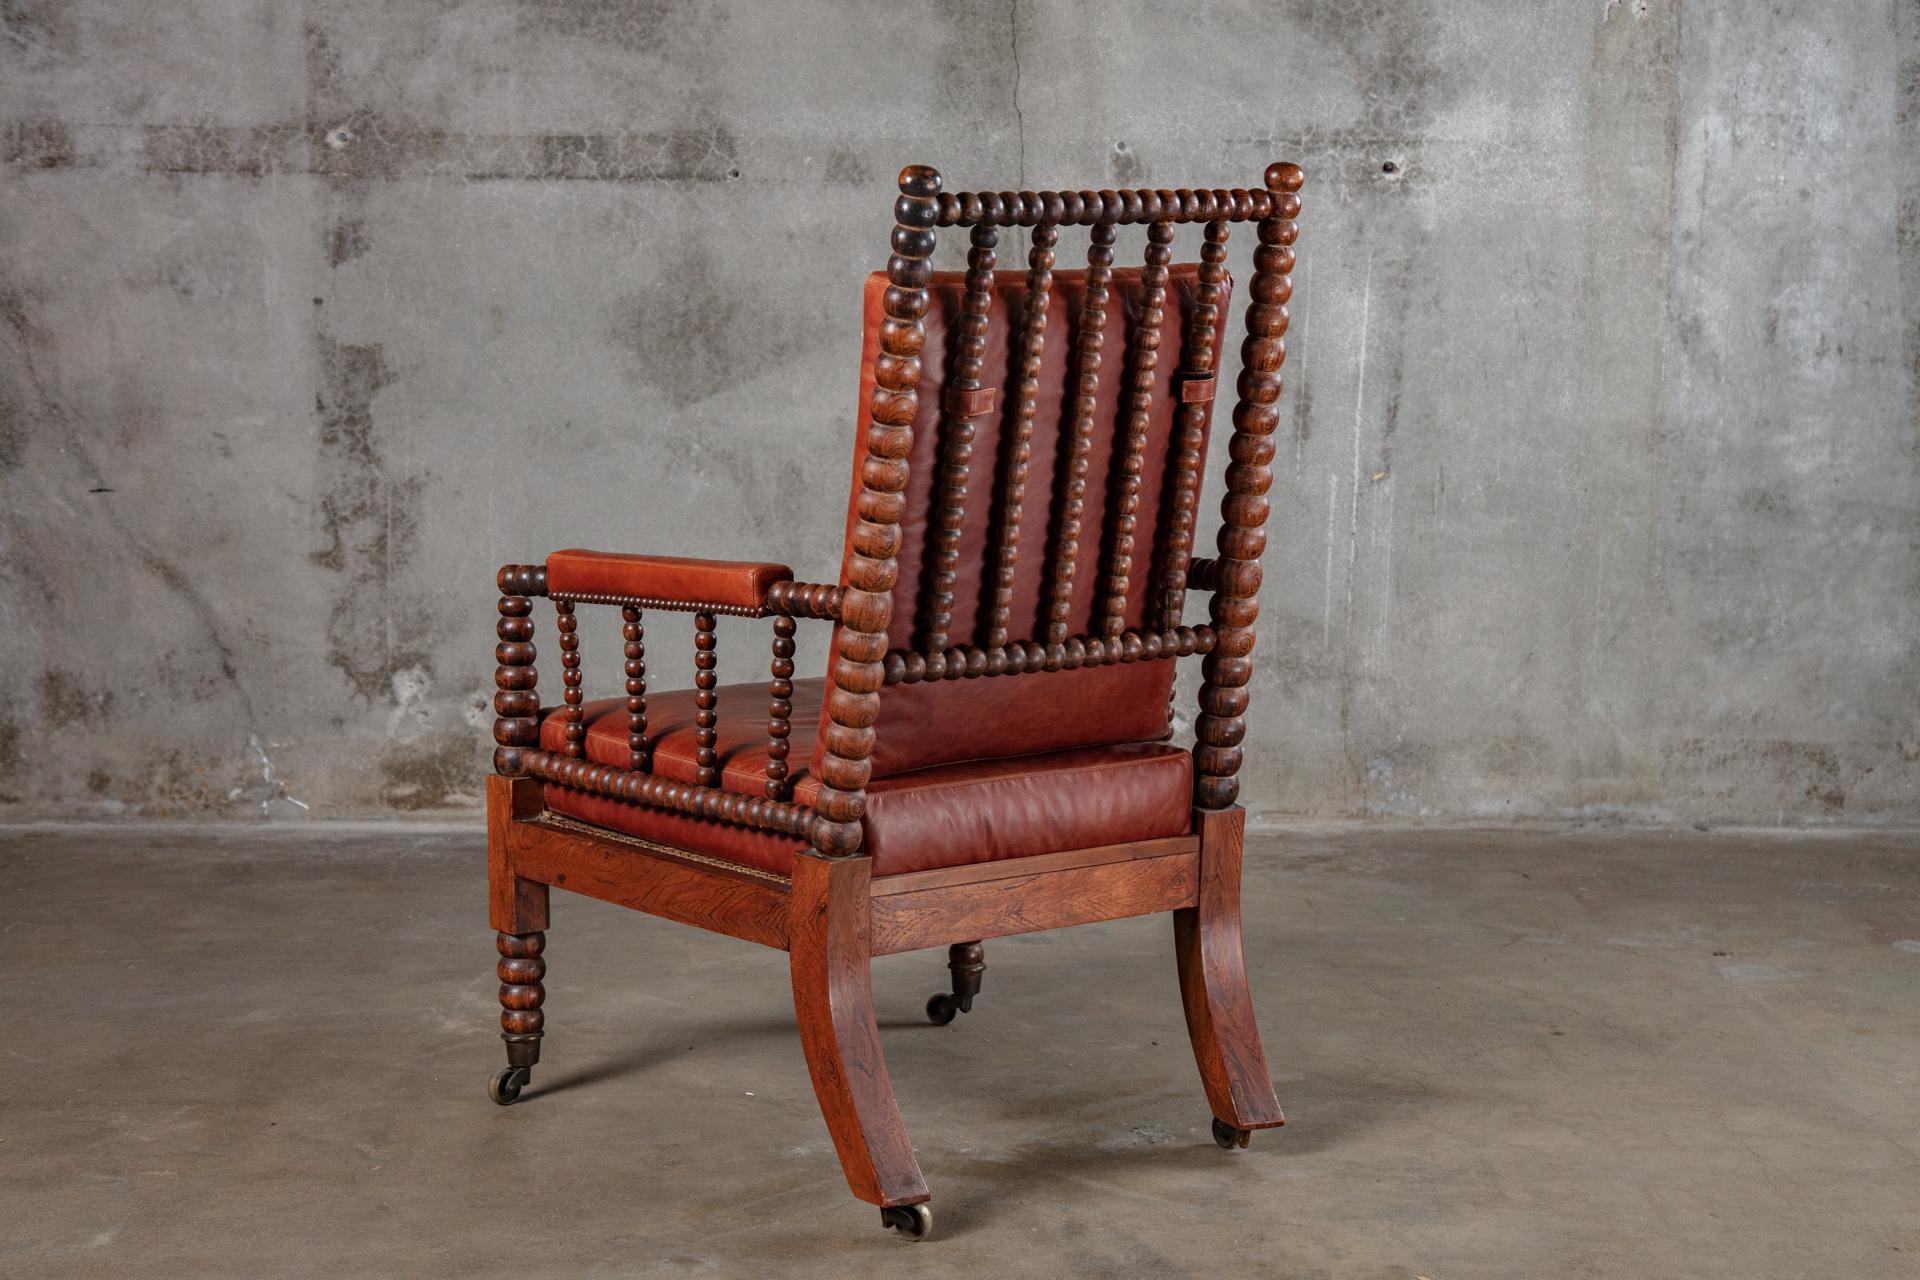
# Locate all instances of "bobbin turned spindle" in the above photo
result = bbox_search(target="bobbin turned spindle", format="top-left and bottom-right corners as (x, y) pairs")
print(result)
(1194, 161), (1302, 809)
(810, 164), (939, 859)
(492, 563), (545, 777)
(490, 928), (545, 1104)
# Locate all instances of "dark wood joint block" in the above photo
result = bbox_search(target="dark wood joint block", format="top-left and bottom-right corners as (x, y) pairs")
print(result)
(487, 774), (549, 934)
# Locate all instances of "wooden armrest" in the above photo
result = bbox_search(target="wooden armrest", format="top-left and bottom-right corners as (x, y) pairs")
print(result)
(545, 549), (792, 616)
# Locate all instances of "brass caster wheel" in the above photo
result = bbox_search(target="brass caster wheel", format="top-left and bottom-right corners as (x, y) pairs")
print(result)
(926, 993), (959, 1026)
(490, 1066), (531, 1105)
(880, 1203), (933, 1241)
(1212, 1117), (1251, 1150)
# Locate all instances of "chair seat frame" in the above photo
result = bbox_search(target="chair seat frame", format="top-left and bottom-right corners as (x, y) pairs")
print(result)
(490, 773), (1276, 1209)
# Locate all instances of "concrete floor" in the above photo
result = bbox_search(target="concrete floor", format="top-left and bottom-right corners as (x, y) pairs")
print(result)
(3, 824), (1916, 1278)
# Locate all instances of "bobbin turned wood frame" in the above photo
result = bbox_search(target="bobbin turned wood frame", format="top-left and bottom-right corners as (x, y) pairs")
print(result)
(485, 161), (1304, 1239)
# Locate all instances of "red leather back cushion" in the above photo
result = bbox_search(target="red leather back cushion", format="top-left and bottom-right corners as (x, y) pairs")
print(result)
(816, 262), (1233, 779)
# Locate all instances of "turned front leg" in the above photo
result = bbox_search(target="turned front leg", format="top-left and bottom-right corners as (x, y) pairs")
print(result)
(487, 772), (549, 1106)
(491, 930), (545, 1104)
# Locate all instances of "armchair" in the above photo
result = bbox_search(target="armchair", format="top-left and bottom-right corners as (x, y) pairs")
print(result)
(485, 161), (1305, 1240)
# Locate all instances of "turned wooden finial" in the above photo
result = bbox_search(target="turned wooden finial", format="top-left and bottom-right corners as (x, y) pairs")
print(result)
(1265, 161), (1304, 192)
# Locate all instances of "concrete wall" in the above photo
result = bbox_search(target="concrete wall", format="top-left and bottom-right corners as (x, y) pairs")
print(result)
(2, 0), (1915, 824)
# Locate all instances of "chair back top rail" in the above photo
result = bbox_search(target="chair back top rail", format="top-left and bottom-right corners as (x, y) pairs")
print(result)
(935, 186), (1288, 227)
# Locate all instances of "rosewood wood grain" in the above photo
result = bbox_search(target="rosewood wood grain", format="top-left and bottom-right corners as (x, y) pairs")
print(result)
(1195, 163), (1303, 808)
(1175, 805), (1284, 1131)
(621, 605), (649, 772)
(765, 580), (843, 620)
(487, 774), (549, 933)
(810, 165), (938, 858)
(1099, 218), (1175, 637)
(789, 852), (929, 1206)
(1183, 556), (1222, 594)
(511, 814), (791, 949)
(1044, 220), (1116, 649)
(870, 850), (1198, 956)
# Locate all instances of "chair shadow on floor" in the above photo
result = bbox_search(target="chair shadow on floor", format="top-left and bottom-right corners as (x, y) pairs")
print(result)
(523, 1007), (964, 1098)
(525, 1015), (799, 1099)
(512, 1001), (1448, 1242)
(923, 1068), (1452, 1239)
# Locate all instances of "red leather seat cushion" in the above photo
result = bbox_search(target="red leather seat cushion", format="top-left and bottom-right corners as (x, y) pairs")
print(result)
(538, 677), (1191, 878)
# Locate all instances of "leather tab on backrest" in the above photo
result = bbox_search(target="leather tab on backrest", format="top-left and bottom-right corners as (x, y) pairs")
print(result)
(943, 385), (998, 418)
(1179, 373), (1217, 404)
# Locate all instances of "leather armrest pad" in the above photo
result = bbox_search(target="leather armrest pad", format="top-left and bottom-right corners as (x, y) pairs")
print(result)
(545, 549), (792, 613)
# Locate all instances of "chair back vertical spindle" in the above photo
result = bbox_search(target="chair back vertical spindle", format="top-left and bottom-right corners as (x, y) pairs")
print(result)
(1098, 219), (1174, 639)
(1042, 220), (1116, 653)
(693, 612), (719, 786)
(1157, 218), (1231, 631)
(922, 222), (1000, 667)
(1193, 165), (1302, 808)
(556, 600), (585, 759)
(621, 605), (649, 772)
(983, 222), (1058, 662)
(767, 614), (797, 800)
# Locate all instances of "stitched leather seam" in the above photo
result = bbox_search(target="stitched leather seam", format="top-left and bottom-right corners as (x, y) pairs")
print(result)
(548, 592), (763, 617)
(864, 750), (1189, 800)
